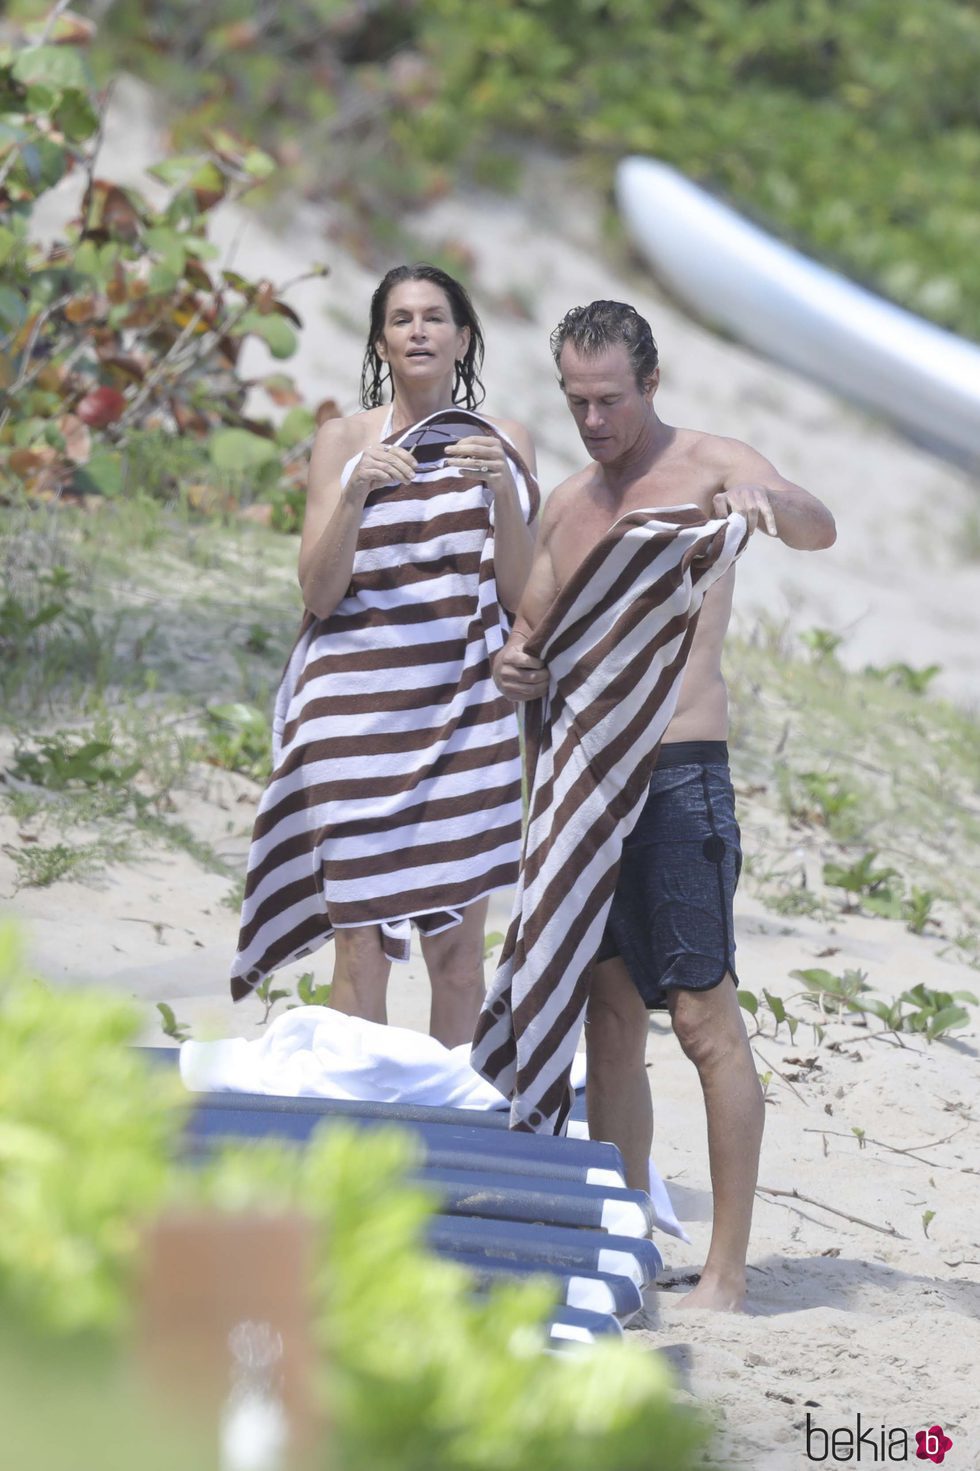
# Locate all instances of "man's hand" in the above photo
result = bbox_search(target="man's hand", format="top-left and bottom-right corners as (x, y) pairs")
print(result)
(493, 639), (549, 702)
(713, 482), (778, 537)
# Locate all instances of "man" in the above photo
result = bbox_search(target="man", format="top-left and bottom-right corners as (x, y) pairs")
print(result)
(492, 301), (836, 1311)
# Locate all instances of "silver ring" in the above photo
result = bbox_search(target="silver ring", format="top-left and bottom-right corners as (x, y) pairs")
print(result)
(481, 462), (489, 474)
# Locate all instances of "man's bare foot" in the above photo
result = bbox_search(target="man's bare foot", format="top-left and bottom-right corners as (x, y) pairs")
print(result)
(673, 1272), (746, 1312)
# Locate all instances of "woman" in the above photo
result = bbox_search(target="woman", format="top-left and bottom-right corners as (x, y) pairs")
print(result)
(230, 264), (539, 1046)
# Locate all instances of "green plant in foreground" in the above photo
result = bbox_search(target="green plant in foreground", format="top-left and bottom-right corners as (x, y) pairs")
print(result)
(3, 837), (108, 889)
(483, 928), (506, 959)
(788, 968), (976, 1042)
(10, 733), (141, 790)
(156, 1001), (191, 1043)
(902, 886), (939, 935)
(295, 970), (332, 1007)
(0, 919), (708, 1470)
(790, 967), (872, 1018)
(823, 850), (904, 916)
(864, 662), (942, 696)
(200, 700), (272, 780)
(252, 971), (291, 1023)
(1, 11), (320, 518)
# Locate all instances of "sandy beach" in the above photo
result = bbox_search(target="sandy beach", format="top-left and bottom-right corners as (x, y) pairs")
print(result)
(5, 79), (980, 1470)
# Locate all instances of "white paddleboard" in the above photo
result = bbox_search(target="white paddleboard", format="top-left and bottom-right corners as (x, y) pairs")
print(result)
(616, 156), (980, 466)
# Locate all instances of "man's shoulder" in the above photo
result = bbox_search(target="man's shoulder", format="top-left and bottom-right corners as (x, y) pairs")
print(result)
(539, 466), (596, 526)
(681, 427), (769, 475)
(677, 427), (749, 463)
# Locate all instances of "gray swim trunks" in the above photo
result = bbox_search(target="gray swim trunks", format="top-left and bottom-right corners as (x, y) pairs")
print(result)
(596, 740), (741, 1009)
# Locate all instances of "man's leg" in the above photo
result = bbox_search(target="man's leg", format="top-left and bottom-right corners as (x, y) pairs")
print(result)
(330, 924), (391, 1025)
(585, 957), (653, 1192)
(668, 976), (764, 1311)
(421, 898), (489, 1047)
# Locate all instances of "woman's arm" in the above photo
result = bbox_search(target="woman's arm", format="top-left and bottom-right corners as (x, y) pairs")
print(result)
(298, 418), (417, 619)
(445, 417), (538, 613)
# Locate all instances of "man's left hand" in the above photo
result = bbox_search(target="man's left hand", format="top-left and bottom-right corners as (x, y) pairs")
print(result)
(713, 483), (778, 537)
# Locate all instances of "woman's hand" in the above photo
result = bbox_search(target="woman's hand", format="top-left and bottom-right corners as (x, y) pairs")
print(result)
(445, 435), (517, 498)
(347, 442), (417, 498)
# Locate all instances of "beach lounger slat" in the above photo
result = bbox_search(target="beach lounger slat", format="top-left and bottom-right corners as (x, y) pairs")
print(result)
(418, 1167), (655, 1238)
(184, 1100), (624, 1177)
(437, 1248), (642, 1319)
(427, 1216), (662, 1289)
(546, 1305), (626, 1346)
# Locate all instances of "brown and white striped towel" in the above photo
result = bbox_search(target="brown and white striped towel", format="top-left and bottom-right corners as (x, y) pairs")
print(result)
(470, 505), (749, 1133)
(230, 409), (539, 1001)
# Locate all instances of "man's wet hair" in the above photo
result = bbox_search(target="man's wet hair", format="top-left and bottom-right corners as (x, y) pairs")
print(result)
(550, 300), (659, 391)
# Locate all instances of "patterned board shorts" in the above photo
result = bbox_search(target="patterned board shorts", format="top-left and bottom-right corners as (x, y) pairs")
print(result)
(596, 740), (742, 1010)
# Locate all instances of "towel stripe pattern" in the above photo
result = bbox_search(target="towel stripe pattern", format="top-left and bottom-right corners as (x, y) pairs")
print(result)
(470, 506), (749, 1133)
(231, 409), (539, 1000)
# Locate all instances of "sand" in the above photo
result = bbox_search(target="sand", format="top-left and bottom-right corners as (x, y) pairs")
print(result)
(5, 78), (980, 1470)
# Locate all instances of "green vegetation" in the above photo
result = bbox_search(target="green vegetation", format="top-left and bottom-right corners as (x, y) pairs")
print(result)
(740, 968), (976, 1047)
(0, 921), (707, 1469)
(20, 0), (972, 340)
(728, 620), (980, 963)
(0, 10), (322, 515)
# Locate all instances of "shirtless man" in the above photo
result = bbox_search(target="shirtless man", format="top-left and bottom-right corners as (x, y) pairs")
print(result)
(493, 301), (836, 1311)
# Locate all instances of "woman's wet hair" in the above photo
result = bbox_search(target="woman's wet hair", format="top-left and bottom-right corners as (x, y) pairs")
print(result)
(550, 300), (659, 390)
(360, 264), (486, 410)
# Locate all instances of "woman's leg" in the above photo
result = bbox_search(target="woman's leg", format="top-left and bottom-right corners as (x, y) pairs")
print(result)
(330, 924), (392, 1024)
(420, 898), (490, 1047)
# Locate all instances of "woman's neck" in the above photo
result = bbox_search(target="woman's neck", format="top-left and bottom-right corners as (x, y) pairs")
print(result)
(387, 375), (459, 434)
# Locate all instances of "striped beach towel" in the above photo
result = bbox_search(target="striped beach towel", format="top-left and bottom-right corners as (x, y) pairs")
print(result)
(471, 505), (749, 1133)
(231, 409), (539, 1001)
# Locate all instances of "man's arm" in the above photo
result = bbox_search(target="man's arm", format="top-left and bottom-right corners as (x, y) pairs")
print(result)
(711, 440), (836, 551)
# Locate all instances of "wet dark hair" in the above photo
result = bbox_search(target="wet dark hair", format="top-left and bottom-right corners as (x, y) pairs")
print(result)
(360, 264), (486, 410)
(550, 300), (659, 391)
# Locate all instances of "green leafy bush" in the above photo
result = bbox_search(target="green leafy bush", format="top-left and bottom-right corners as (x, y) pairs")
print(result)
(0, 10), (319, 516)
(65, 0), (980, 342)
(0, 919), (707, 1468)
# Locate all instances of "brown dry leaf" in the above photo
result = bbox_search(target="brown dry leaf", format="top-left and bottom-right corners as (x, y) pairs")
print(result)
(238, 503), (274, 527)
(34, 362), (67, 394)
(185, 483), (228, 515)
(255, 281), (277, 316)
(50, 10), (96, 45)
(100, 353), (147, 384)
(59, 413), (92, 464)
(315, 397), (342, 426)
(64, 294), (98, 325)
(9, 448), (45, 478)
(83, 180), (143, 241)
(171, 400), (211, 436)
(262, 374), (303, 408)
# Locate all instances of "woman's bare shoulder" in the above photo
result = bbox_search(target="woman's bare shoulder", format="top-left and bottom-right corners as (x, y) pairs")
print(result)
(483, 412), (536, 467)
(322, 405), (389, 442)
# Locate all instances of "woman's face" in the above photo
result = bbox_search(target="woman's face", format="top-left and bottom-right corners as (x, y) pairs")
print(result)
(376, 280), (470, 387)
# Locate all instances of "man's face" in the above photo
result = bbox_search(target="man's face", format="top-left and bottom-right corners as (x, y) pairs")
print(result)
(559, 342), (656, 463)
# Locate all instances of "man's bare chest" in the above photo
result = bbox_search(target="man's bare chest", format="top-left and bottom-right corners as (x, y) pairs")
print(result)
(550, 464), (724, 585)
